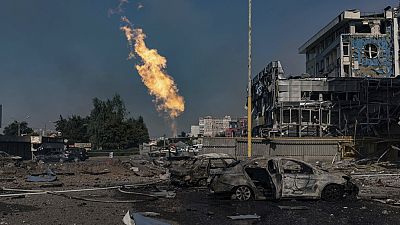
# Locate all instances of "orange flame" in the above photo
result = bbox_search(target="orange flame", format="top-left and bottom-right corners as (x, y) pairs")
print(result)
(121, 17), (185, 118)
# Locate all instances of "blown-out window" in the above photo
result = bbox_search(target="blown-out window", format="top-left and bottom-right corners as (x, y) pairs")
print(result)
(364, 44), (378, 58)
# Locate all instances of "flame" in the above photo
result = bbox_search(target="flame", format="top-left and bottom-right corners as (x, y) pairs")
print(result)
(121, 17), (185, 119)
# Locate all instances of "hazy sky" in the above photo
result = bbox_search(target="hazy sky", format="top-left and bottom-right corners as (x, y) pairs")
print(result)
(0, 0), (397, 137)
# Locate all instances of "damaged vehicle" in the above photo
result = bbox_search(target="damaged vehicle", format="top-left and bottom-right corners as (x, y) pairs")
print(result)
(0, 151), (23, 166)
(210, 157), (359, 201)
(170, 153), (237, 186)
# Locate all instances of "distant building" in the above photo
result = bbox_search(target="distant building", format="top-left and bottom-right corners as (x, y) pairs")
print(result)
(197, 116), (247, 137)
(0, 136), (65, 160)
(225, 117), (248, 137)
(200, 116), (231, 137)
(190, 125), (200, 137)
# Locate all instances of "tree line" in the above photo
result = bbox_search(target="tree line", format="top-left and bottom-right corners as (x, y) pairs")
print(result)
(2, 94), (150, 150)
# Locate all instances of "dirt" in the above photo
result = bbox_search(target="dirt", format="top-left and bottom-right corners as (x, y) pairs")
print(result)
(0, 157), (400, 225)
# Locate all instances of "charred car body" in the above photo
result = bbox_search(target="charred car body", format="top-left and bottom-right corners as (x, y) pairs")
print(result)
(0, 151), (23, 166)
(170, 153), (237, 186)
(210, 157), (359, 201)
(34, 148), (88, 163)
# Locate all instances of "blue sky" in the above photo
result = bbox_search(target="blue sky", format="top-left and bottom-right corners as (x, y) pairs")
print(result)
(0, 0), (397, 137)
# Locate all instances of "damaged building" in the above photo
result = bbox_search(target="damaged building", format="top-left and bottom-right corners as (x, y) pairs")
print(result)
(251, 7), (400, 160)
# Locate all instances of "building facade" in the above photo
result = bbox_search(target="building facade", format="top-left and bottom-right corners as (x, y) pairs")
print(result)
(190, 125), (200, 137)
(300, 7), (399, 78)
(199, 116), (231, 137)
(251, 6), (400, 140)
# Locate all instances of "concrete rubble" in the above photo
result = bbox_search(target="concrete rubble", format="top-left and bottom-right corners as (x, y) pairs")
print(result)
(0, 153), (400, 224)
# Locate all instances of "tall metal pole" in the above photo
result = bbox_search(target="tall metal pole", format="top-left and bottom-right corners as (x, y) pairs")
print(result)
(247, 0), (252, 158)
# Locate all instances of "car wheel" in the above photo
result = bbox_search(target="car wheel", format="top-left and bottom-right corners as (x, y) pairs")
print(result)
(321, 184), (344, 201)
(234, 186), (252, 201)
(196, 178), (208, 187)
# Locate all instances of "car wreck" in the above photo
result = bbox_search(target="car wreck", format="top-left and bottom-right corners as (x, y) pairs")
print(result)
(210, 157), (359, 201)
(170, 153), (237, 186)
(0, 151), (23, 167)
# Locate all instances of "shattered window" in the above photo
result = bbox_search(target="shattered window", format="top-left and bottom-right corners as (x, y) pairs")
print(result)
(364, 44), (378, 58)
(267, 160), (277, 174)
(282, 160), (313, 174)
(210, 159), (226, 169)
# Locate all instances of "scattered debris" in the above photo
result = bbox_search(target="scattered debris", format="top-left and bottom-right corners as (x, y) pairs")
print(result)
(26, 169), (57, 182)
(82, 168), (110, 175)
(123, 211), (171, 225)
(207, 211), (215, 216)
(0, 177), (16, 182)
(372, 198), (400, 207)
(139, 212), (161, 217)
(130, 167), (139, 172)
(227, 214), (260, 220)
(278, 206), (309, 210)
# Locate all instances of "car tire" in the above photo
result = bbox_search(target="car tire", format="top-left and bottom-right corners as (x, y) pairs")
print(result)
(234, 186), (252, 201)
(196, 178), (208, 187)
(321, 184), (344, 201)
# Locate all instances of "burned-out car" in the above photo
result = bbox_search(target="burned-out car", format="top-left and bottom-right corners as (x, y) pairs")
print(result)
(210, 157), (359, 201)
(0, 151), (23, 166)
(170, 153), (237, 186)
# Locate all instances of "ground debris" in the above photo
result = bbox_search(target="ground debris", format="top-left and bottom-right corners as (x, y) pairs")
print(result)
(278, 206), (309, 210)
(81, 168), (110, 175)
(123, 210), (171, 225)
(227, 214), (261, 220)
(26, 169), (57, 182)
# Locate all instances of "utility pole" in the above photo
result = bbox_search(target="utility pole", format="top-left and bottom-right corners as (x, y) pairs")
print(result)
(17, 122), (20, 136)
(247, 0), (252, 158)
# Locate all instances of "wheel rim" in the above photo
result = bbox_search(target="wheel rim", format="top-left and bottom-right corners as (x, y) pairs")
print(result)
(235, 186), (251, 201)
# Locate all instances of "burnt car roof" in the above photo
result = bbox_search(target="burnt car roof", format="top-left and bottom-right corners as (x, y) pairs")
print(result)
(194, 153), (234, 159)
(243, 157), (316, 168)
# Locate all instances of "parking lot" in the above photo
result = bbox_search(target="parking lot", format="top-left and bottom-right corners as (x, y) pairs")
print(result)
(0, 157), (399, 224)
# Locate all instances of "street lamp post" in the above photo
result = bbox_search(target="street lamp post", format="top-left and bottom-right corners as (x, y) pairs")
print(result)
(247, 0), (252, 158)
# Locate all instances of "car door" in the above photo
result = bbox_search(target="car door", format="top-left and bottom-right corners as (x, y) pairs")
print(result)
(191, 158), (209, 181)
(279, 159), (318, 198)
(267, 159), (282, 200)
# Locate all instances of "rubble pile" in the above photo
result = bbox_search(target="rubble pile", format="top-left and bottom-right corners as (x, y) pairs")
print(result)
(321, 159), (400, 204)
(0, 156), (170, 190)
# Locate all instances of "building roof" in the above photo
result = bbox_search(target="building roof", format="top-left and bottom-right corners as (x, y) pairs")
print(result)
(298, 10), (361, 54)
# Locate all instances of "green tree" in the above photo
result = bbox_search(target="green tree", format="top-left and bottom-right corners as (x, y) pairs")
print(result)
(88, 95), (127, 149)
(55, 115), (89, 143)
(3, 121), (34, 136)
(124, 116), (150, 148)
(56, 94), (150, 150)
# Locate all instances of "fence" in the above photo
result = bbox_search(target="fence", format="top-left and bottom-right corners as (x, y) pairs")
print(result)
(202, 137), (354, 162)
